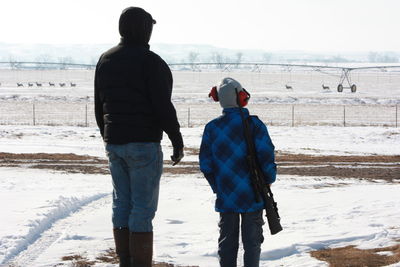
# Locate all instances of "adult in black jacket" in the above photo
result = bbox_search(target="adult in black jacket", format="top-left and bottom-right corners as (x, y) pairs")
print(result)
(94, 7), (184, 267)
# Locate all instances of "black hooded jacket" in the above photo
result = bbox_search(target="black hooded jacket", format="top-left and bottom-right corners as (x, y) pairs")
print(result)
(94, 8), (183, 149)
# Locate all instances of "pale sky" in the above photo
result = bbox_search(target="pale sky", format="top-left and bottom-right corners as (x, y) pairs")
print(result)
(0, 0), (399, 52)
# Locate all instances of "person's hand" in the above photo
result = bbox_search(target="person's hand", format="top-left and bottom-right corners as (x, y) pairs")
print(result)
(171, 147), (184, 166)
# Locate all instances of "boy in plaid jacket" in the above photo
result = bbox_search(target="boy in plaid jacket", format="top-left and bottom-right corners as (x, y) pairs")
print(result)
(199, 77), (277, 267)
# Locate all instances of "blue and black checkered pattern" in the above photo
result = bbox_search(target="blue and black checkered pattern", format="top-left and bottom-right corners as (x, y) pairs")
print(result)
(199, 107), (277, 213)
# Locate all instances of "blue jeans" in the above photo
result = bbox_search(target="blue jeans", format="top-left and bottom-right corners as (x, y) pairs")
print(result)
(218, 210), (264, 267)
(105, 142), (163, 232)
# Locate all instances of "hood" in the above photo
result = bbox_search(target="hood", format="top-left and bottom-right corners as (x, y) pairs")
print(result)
(119, 7), (156, 45)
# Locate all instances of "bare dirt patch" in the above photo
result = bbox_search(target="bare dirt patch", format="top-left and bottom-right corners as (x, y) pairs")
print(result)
(163, 160), (200, 175)
(61, 248), (198, 266)
(0, 151), (399, 182)
(276, 152), (400, 182)
(60, 254), (96, 266)
(0, 152), (109, 175)
(311, 244), (400, 267)
(184, 147), (200, 156)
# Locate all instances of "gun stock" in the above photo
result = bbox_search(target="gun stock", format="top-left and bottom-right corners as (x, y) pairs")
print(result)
(262, 186), (283, 235)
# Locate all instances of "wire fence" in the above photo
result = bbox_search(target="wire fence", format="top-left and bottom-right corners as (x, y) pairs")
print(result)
(0, 102), (398, 128)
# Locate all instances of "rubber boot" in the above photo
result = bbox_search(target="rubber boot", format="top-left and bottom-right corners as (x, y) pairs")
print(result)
(130, 232), (153, 267)
(113, 227), (131, 267)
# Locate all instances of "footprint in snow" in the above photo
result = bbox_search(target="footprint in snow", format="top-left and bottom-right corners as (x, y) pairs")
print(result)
(368, 223), (383, 227)
(166, 219), (185, 224)
(64, 234), (94, 240)
(176, 242), (189, 247)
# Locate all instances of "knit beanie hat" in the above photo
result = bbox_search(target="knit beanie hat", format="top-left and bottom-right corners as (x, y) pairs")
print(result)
(218, 77), (244, 108)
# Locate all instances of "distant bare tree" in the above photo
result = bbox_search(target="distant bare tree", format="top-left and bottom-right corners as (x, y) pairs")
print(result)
(235, 52), (243, 68)
(58, 56), (74, 69)
(8, 56), (18, 69)
(236, 52), (243, 63)
(368, 51), (398, 63)
(381, 52), (399, 63)
(36, 54), (52, 63)
(35, 54), (52, 69)
(212, 52), (225, 69)
(188, 52), (200, 71)
(188, 52), (199, 64)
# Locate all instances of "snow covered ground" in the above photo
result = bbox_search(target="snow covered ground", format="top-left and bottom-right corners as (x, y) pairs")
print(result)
(1, 69), (400, 105)
(0, 125), (399, 267)
(0, 68), (399, 266)
(1, 69), (400, 128)
(0, 125), (399, 158)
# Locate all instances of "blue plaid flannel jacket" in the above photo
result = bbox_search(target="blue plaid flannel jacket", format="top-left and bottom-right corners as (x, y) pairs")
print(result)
(199, 107), (276, 213)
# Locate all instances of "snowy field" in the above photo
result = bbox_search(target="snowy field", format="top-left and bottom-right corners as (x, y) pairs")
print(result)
(1, 68), (400, 105)
(0, 125), (399, 267)
(0, 69), (400, 127)
(1, 69), (399, 128)
(0, 68), (400, 266)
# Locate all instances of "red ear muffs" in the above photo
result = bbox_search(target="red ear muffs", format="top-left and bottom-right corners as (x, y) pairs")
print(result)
(208, 86), (219, 101)
(237, 88), (251, 107)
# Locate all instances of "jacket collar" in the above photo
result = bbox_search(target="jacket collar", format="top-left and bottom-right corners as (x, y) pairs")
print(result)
(222, 107), (249, 116)
(119, 37), (150, 49)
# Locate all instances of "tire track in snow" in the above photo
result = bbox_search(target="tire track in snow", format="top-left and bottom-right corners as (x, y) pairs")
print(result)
(1, 193), (110, 265)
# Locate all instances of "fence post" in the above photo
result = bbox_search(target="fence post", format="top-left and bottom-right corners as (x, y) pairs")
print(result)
(291, 105), (295, 127)
(343, 105), (346, 127)
(85, 104), (88, 127)
(188, 107), (191, 128)
(33, 103), (36, 126)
